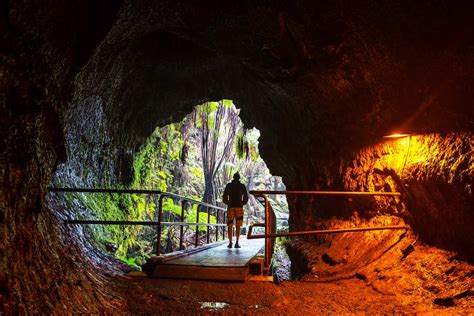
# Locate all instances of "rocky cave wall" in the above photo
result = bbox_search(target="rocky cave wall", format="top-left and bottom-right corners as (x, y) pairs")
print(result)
(1, 0), (123, 313)
(1, 0), (473, 313)
(341, 133), (472, 258)
(285, 132), (472, 306)
(291, 133), (473, 259)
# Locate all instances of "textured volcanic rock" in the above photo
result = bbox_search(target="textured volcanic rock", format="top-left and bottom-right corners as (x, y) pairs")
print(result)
(1, 0), (473, 313)
(372, 134), (473, 258)
(1, 1), (122, 313)
(290, 133), (473, 257)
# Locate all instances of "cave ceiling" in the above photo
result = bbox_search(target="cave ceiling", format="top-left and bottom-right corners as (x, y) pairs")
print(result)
(3, 0), (473, 189)
(13, 1), (465, 187)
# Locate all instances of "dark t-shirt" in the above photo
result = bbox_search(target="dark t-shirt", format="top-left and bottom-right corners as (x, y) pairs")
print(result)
(223, 180), (249, 207)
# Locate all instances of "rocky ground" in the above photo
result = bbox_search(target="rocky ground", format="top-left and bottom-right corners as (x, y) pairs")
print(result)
(107, 229), (473, 315)
(112, 275), (472, 314)
(286, 218), (474, 314)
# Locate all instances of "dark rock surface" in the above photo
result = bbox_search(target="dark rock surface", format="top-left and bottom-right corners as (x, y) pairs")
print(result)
(1, 0), (473, 313)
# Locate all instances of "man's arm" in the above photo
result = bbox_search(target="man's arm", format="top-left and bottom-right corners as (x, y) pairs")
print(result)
(223, 185), (230, 205)
(242, 184), (249, 205)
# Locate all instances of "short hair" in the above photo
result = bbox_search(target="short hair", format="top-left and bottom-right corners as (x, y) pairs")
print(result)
(233, 172), (240, 180)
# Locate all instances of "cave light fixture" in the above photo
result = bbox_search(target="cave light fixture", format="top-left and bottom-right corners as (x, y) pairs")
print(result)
(383, 133), (411, 139)
(383, 132), (413, 175)
(383, 132), (411, 146)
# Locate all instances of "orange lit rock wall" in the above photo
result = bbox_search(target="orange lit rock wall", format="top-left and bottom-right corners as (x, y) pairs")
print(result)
(339, 132), (473, 259)
(287, 133), (473, 304)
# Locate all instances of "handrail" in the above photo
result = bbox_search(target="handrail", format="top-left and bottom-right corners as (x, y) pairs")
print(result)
(248, 190), (404, 271)
(247, 224), (409, 238)
(249, 190), (401, 196)
(48, 187), (161, 194)
(48, 187), (226, 210)
(48, 187), (226, 255)
(65, 220), (226, 227)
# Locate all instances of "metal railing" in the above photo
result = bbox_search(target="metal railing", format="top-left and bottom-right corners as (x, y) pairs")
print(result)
(247, 190), (409, 270)
(48, 187), (227, 255)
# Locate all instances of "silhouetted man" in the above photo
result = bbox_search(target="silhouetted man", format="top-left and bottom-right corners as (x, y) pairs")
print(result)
(223, 173), (248, 248)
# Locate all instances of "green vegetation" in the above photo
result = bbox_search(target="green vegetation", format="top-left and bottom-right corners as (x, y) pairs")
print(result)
(271, 237), (291, 282)
(63, 100), (288, 268)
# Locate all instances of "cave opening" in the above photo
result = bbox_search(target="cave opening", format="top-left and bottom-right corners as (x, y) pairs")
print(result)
(48, 99), (290, 272)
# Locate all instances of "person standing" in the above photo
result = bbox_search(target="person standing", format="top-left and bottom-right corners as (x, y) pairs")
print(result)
(222, 173), (248, 248)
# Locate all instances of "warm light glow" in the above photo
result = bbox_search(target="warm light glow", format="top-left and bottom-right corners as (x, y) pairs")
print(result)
(378, 134), (431, 175)
(383, 133), (410, 138)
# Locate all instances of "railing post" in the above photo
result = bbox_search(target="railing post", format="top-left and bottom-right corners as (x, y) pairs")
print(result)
(179, 200), (187, 250)
(206, 206), (211, 244)
(214, 209), (217, 241)
(263, 194), (271, 268)
(223, 211), (227, 240)
(195, 204), (201, 247)
(157, 195), (165, 256)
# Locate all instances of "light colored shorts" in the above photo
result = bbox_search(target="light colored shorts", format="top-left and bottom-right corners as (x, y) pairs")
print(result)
(227, 207), (244, 226)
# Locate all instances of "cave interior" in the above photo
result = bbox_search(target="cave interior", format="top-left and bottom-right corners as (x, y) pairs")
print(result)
(1, 1), (473, 314)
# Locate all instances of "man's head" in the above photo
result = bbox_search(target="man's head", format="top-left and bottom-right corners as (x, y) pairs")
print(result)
(233, 172), (240, 181)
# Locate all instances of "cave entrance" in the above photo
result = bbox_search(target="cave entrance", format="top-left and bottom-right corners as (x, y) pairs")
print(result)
(122, 100), (289, 268)
(132, 100), (289, 256)
(47, 99), (289, 274)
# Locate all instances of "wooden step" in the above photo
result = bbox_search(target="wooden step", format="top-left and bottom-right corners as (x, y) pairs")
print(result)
(154, 264), (249, 281)
(151, 237), (265, 281)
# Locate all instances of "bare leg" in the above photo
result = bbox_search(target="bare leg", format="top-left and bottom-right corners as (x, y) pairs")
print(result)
(227, 224), (233, 247)
(235, 223), (241, 243)
(234, 222), (241, 248)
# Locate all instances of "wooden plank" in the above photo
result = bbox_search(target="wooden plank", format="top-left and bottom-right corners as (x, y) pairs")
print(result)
(151, 237), (265, 281)
(159, 237), (264, 267)
(154, 241), (227, 263)
(153, 265), (248, 281)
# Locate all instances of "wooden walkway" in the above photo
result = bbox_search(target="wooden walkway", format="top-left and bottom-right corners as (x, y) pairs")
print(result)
(152, 237), (265, 281)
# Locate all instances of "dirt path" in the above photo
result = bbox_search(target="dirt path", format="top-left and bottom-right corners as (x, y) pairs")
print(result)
(112, 275), (469, 314)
